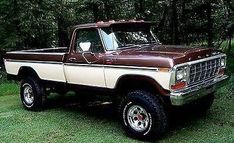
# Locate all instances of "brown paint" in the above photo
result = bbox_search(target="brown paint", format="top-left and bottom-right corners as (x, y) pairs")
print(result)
(5, 44), (220, 68)
(4, 21), (224, 96)
(73, 21), (154, 29)
(4, 53), (64, 62)
(5, 21), (221, 69)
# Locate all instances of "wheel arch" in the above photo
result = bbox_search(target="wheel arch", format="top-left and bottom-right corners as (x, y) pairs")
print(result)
(115, 74), (169, 96)
(17, 66), (40, 80)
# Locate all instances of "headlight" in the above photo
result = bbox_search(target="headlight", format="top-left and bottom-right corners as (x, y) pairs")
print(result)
(176, 67), (187, 82)
(220, 57), (226, 67)
(177, 70), (185, 80)
(171, 66), (188, 90)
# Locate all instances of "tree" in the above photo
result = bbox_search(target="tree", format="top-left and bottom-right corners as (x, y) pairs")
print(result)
(0, 0), (233, 54)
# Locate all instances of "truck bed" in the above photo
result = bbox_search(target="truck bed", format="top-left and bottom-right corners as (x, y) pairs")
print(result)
(4, 47), (68, 62)
(4, 47), (68, 83)
(8, 47), (68, 54)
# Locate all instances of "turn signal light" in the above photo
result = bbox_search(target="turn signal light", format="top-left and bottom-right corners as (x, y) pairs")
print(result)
(171, 81), (186, 90)
(218, 68), (225, 75)
(158, 68), (170, 72)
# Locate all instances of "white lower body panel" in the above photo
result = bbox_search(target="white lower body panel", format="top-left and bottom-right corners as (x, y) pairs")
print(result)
(64, 65), (106, 87)
(104, 67), (171, 90)
(5, 60), (171, 90)
(5, 61), (66, 83)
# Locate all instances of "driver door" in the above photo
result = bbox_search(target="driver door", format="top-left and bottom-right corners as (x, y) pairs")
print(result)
(64, 28), (106, 88)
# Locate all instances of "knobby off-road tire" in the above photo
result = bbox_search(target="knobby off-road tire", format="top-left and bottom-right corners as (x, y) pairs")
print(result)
(119, 90), (168, 140)
(20, 77), (46, 111)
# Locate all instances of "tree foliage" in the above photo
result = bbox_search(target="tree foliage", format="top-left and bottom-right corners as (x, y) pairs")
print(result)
(0, 0), (233, 51)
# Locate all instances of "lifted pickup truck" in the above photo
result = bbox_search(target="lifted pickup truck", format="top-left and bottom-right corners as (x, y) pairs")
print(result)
(4, 20), (229, 139)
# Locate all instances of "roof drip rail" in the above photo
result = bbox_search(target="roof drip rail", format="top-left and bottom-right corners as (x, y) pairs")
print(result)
(108, 20), (115, 23)
(97, 21), (104, 24)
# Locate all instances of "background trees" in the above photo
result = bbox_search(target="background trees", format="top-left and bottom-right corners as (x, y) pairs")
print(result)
(0, 0), (233, 52)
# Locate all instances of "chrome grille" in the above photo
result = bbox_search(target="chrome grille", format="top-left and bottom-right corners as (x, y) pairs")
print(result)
(188, 58), (221, 85)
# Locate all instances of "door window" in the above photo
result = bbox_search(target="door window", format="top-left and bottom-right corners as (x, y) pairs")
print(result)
(75, 29), (104, 53)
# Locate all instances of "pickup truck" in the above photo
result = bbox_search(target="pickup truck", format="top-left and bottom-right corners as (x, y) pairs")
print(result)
(4, 20), (229, 139)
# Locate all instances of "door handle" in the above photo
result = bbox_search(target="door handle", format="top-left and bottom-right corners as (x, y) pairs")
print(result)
(69, 57), (77, 62)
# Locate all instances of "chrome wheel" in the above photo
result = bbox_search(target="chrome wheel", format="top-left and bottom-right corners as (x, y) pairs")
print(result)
(23, 83), (34, 105)
(127, 105), (150, 132)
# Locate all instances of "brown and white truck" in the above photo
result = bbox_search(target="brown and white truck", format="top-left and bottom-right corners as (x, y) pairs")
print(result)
(4, 20), (229, 139)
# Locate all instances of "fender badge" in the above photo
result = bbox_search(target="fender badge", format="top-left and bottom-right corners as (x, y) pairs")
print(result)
(106, 59), (113, 64)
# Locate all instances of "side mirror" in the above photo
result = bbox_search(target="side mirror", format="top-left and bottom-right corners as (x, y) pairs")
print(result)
(79, 42), (91, 52)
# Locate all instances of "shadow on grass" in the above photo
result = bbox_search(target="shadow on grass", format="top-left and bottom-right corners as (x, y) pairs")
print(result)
(44, 93), (211, 137)
(45, 93), (119, 121)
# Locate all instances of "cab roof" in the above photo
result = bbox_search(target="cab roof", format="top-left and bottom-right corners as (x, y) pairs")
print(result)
(73, 20), (155, 29)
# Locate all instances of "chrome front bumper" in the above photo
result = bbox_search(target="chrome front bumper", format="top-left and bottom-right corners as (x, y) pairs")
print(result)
(170, 75), (229, 106)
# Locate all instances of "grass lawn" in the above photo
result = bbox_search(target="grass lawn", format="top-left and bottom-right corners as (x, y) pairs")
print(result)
(0, 75), (233, 143)
(221, 39), (234, 53)
(1, 44), (234, 142)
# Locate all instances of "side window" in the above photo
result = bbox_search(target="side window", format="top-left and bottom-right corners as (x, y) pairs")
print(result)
(75, 28), (104, 53)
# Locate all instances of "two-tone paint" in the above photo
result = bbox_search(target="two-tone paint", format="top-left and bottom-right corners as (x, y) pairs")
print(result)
(3, 21), (228, 100)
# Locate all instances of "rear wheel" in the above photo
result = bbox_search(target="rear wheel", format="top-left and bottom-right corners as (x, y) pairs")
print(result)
(119, 90), (168, 140)
(20, 77), (46, 111)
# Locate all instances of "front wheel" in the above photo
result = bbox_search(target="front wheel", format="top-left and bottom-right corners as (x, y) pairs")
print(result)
(119, 90), (168, 140)
(20, 77), (46, 111)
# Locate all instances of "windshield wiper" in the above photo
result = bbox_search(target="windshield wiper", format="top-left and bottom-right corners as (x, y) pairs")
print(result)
(117, 41), (160, 50)
(117, 44), (142, 49)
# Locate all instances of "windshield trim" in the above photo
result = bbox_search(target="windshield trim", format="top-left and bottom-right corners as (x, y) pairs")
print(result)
(99, 27), (160, 51)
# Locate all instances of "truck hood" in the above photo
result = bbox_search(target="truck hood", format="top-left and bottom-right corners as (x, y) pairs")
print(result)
(109, 45), (221, 68)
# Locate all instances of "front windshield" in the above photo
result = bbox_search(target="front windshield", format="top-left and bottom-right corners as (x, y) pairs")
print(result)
(100, 25), (160, 51)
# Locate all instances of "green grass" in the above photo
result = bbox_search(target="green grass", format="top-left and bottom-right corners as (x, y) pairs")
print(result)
(0, 39), (233, 142)
(0, 76), (233, 143)
(0, 83), (19, 96)
(0, 57), (233, 142)
(220, 39), (234, 53)
(0, 70), (19, 96)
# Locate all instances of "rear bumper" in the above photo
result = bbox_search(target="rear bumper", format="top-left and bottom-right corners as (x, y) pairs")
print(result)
(170, 75), (229, 106)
